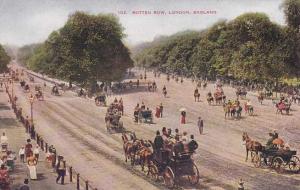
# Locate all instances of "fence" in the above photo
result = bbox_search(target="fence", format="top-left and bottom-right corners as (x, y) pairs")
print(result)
(5, 85), (99, 190)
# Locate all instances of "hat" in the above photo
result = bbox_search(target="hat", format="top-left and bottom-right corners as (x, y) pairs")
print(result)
(24, 178), (29, 184)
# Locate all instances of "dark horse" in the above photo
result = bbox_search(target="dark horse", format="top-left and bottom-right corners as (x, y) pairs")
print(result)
(242, 132), (263, 162)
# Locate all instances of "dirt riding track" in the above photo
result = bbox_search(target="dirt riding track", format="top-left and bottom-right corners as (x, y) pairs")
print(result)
(11, 64), (300, 190)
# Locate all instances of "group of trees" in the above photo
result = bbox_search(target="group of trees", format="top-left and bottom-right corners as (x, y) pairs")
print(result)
(19, 12), (133, 90)
(134, 0), (300, 83)
(0, 44), (10, 73)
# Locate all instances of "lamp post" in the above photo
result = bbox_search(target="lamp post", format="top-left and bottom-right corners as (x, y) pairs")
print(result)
(29, 93), (35, 123)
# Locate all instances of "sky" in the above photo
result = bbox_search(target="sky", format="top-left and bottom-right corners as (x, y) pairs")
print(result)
(0, 0), (285, 46)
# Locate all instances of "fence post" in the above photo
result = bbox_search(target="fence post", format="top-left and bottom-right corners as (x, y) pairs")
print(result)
(41, 139), (44, 151)
(37, 134), (40, 145)
(85, 180), (89, 190)
(77, 173), (80, 190)
(69, 167), (73, 182)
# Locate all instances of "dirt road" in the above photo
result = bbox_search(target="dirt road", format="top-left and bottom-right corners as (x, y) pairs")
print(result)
(11, 65), (300, 190)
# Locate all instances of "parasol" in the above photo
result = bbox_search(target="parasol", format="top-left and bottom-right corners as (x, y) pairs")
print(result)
(179, 108), (186, 112)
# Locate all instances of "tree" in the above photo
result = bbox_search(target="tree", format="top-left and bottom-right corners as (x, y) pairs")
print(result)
(281, 0), (300, 30)
(25, 12), (133, 90)
(0, 44), (10, 73)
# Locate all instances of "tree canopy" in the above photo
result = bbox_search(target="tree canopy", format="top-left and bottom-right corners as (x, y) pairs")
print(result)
(0, 44), (10, 73)
(134, 2), (300, 82)
(21, 11), (133, 87)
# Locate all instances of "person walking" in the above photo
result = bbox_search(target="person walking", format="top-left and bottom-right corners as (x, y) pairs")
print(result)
(19, 146), (25, 163)
(159, 103), (163, 118)
(197, 117), (204, 135)
(27, 153), (37, 180)
(33, 145), (39, 161)
(180, 111), (186, 124)
(56, 156), (66, 185)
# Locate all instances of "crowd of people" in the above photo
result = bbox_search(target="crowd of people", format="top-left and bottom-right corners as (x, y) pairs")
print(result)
(153, 127), (199, 161)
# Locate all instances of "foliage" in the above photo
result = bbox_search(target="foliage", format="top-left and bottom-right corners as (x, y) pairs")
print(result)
(0, 44), (10, 73)
(134, 11), (300, 82)
(281, 0), (300, 29)
(23, 11), (133, 87)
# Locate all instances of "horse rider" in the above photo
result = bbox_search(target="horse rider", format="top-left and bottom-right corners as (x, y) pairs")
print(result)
(114, 98), (118, 103)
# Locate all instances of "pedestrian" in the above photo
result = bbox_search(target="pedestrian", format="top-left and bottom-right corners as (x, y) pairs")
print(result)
(159, 103), (163, 118)
(0, 132), (8, 145)
(197, 117), (204, 135)
(33, 145), (39, 161)
(180, 111), (186, 124)
(27, 153), (37, 180)
(238, 178), (244, 190)
(56, 156), (66, 185)
(19, 146), (25, 163)
(19, 178), (30, 190)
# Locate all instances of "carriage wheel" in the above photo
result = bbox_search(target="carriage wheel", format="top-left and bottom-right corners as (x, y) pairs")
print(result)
(272, 157), (284, 173)
(253, 154), (261, 168)
(163, 166), (175, 188)
(288, 156), (300, 173)
(147, 164), (159, 181)
(188, 163), (200, 185)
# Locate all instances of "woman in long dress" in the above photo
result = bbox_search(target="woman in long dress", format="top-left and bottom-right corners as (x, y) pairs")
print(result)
(27, 153), (37, 180)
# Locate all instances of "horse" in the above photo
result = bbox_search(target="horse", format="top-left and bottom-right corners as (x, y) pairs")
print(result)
(207, 94), (214, 105)
(242, 132), (263, 162)
(236, 89), (247, 99)
(135, 140), (153, 172)
(35, 90), (44, 101)
(214, 92), (225, 105)
(194, 89), (200, 102)
(258, 94), (264, 105)
(244, 103), (254, 116)
(276, 102), (290, 115)
(121, 132), (138, 166)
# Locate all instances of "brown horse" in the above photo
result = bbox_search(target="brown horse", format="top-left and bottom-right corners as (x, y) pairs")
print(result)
(135, 140), (153, 172)
(122, 132), (138, 165)
(242, 132), (263, 162)
(194, 89), (200, 102)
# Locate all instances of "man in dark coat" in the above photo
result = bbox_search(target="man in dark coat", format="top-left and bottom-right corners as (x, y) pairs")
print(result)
(188, 135), (198, 153)
(154, 131), (164, 151)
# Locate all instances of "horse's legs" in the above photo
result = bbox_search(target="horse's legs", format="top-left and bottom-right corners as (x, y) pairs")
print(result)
(246, 149), (248, 162)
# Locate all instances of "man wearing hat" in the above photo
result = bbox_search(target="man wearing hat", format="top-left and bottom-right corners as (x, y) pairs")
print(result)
(56, 156), (66, 185)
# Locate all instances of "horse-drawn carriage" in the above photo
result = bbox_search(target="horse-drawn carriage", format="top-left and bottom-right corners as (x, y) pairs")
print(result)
(148, 151), (200, 188)
(34, 86), (44, 101)
(236, 87), (247, 99)
(29, 76), (34, 82)
(207, 91), (226, 105)
(276, 102), (291, 115)
(139, 110), (153, 123)
(95, 95), (106, 106)
(51, 86), (60, 96)
(23, 84), (30, 93)
(105, 111), (124, 133)
(252, 148), (300, 173)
